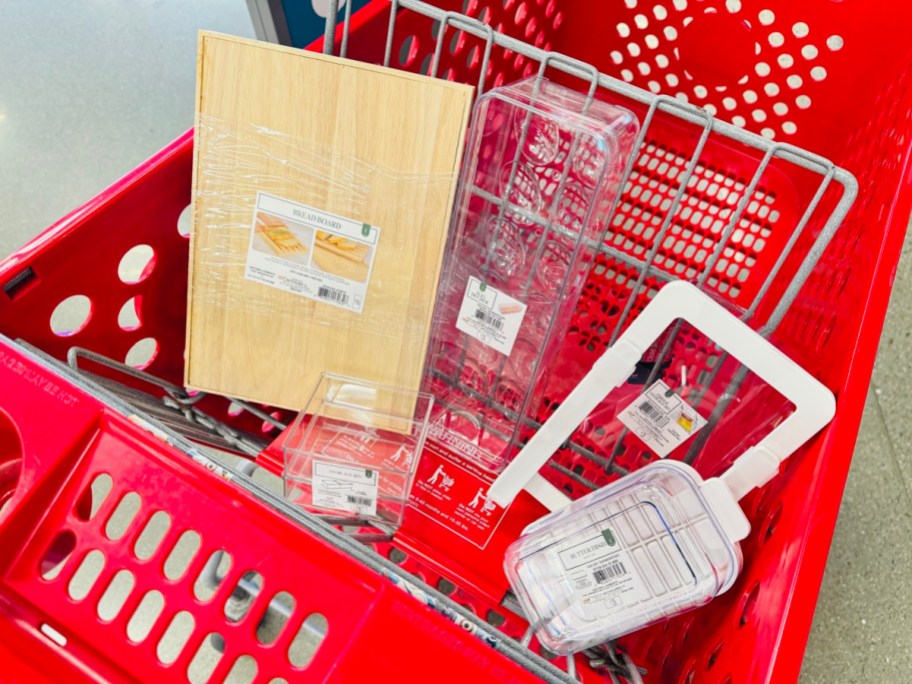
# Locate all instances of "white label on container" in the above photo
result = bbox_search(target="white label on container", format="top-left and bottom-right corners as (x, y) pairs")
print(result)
(311, 460), (379, 517)
(455, 276), (527, 356)
(244, 191), (380, 314)
(618, 380), (707, 458)
(558, 528), (650, 619)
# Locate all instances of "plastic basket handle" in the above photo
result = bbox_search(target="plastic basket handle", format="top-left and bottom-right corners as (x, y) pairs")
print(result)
(487, 281), (836, 508)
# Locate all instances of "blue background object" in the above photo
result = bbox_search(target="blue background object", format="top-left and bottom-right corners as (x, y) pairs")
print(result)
(283, 0), (373, 47)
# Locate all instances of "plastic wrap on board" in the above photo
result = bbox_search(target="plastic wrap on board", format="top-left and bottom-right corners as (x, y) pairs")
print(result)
(186, 34), (472, 411)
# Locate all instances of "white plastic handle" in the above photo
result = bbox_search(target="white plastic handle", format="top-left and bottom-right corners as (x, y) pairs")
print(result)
(487, 281), (836, 508)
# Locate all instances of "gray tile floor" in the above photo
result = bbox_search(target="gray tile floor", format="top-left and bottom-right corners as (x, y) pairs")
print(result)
(2, 2), (910, 682)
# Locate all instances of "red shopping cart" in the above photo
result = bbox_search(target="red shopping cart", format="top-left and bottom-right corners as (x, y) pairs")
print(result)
(1, 1), (911, 682)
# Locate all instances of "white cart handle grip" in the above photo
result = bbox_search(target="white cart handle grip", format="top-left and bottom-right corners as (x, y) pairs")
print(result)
(487, 281), (835, 508)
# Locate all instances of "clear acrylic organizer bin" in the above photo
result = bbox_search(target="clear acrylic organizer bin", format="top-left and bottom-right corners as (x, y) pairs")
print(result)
(424, 76), (638, 473)
(283, 373), (433, 526)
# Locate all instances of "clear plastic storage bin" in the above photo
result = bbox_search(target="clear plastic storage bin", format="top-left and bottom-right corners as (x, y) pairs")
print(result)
(283, 373), (433, 526)
(425, 76), (638, 473)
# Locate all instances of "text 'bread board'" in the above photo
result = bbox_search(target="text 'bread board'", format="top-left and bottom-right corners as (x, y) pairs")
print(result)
(186, 33), (472, 411)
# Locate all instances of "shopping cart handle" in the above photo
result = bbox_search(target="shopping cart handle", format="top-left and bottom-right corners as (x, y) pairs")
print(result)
(487, 280), (836, 509)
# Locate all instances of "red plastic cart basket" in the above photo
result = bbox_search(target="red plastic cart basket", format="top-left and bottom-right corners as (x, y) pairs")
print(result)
(0, 339), (564, 684)
(1, 0), (911, 682)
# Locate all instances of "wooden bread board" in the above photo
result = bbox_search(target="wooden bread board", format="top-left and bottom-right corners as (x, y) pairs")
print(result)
(186, 33), (473, 412)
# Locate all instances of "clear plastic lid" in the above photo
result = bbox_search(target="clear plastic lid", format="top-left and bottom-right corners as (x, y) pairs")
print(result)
(504, 460), (742, 654)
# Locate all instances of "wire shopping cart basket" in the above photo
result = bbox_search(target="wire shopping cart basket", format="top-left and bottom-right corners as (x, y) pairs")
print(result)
(1, 0), (911, 682)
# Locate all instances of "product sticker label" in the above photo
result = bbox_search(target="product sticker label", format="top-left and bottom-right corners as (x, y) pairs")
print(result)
(311, 460), (379, 517)
(618, 380), (707, 458)
(557, 527), (650, 619)
(319, 430), (413, 499)
(408, 439), (509, 549)
(244, 191), (380, 313)
(455, 276), (527, 356)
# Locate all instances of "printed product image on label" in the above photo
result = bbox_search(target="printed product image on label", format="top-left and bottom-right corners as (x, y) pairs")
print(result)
(244, 191), (380, 313)
(455, 276), (527, 356)
(618, 380), (707, 458)
(311, 460), (379, 517)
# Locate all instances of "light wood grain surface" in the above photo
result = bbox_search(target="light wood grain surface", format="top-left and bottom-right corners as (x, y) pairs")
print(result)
(311, 247), (370, 283)
(186, 33), (472, 411)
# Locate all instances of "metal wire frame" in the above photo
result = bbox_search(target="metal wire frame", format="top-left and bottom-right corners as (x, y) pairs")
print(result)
(137, 3), (862, 681)
(324, 0), (855, 334)
(316, 5), (858, 677)
(322, 0), (856, 479)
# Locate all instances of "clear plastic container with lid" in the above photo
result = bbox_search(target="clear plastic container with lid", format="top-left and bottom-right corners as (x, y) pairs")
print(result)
(504, 460), (742, 654)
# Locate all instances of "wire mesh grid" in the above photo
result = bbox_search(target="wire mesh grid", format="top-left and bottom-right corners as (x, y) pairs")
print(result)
(321, 0), (854, 485)
(45, 2), (847, 682)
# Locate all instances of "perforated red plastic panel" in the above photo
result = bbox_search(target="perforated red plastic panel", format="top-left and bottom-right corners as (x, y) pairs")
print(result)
(0, 342), (546, 684)
(1, 1), (911, 683)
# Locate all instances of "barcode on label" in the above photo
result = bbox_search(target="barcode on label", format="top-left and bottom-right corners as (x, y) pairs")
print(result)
(594, 561), (627, 584)
(638, 400), (669, 428)
(346, 495), (374, 507)
(318, 286), (349, 305)
(474, 307), (504, 331)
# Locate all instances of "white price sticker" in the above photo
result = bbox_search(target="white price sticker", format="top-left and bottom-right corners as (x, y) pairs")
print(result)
(618, 380), (707, 458)
(455, 276), (527, 356)
(312, 461), (379, 517)
(558, 527), (650, 619)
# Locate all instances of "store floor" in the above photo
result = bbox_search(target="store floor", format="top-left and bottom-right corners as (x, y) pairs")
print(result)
(2, 2), (910, 681)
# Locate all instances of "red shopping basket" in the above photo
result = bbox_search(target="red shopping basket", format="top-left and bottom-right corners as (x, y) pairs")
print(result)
(2, 0), (911, 682)
(0, 339), (564, 684)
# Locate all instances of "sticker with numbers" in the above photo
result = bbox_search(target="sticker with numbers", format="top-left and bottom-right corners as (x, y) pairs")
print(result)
(618, 380), (707, 457)
(244, 191), (380, 313)
(311, 460), (379, 517)
(455, 276), (527, 356)
(557, 527), (650, 619)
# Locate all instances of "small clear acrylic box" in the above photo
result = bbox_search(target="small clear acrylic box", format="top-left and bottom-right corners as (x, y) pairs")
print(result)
(283, 373), (434, 527)
(504, 460), (742, 654)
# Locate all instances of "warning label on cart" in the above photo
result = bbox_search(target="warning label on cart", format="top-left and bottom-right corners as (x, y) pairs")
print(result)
(407, 439), (509, 549)
(244, 192), (380, 314)
(455, 277), (527, 356)
(618, 380), (707, 458)
(312, 460), (379, 517)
